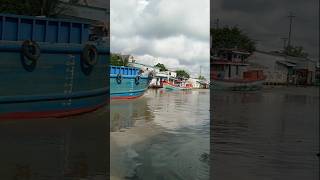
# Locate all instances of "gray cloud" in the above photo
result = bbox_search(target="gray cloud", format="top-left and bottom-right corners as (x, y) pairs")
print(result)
(211, 0), (319, 59)
(111, 0), (210, 78)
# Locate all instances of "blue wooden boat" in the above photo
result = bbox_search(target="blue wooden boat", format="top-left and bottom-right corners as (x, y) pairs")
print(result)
(110, 66), (152, 100)
(0, 14), (109, 120)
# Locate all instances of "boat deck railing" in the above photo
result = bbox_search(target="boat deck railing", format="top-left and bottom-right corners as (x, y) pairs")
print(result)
(0, 13), (91, 44)
(110, 66), (140, 76)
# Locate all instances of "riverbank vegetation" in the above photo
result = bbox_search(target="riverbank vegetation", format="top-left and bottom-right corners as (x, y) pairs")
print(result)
(154, 63), (168, 71)
(211, 26), (309, 58)
(283, 45), (309, 58)
(110, 53), (129, 66)
(211, 26), (256, 53)
(176, 70), (190, 79)
(154, 63), (190, 79)
(0, 0), (79, 17)
(198, 75), (206, 80)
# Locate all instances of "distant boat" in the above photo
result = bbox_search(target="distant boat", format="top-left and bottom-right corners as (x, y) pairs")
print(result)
(211, 49), (266, 90)
(0, 14), (109, 120)
(211, 76), (266, 90)
(163, 81), (193, 91)
(110, 66), (153, 99)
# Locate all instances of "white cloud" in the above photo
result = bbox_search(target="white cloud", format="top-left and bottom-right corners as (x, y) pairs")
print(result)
(111, 0), (210, 78)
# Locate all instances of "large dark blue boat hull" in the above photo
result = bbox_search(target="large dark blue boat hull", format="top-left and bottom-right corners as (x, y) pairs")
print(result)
(0, 41), (109, 120)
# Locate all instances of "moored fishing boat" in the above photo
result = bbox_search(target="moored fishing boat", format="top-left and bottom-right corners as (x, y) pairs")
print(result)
(0, 14), (109, 119)
(212, 74), (266, 90)
(163, 81), (193, 90)
(110, 66), (153, 99)
(211, 49), (266, 90)
(163, 81), (178, 90)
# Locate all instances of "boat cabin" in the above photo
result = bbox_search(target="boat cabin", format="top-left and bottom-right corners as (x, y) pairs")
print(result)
(211, 49), (265, 81)
(215, 49), (250, 63)
(211, 49), (250, 79)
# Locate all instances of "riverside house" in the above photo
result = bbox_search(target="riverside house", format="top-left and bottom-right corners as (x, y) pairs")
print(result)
(247, 51), (318, 85)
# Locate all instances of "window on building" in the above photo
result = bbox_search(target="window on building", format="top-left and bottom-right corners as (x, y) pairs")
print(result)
(227, 53), (232, 60)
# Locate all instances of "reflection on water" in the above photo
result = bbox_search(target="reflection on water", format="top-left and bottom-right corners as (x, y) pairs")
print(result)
(110, 89), (210, 180)
(111, 97), (154, 132)
(0, 107), (109, 180)
(212, 87), (319, 180)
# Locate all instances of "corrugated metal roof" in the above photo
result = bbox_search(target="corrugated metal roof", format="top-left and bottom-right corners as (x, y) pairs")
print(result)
(60, 1), (109, 23)
(85, 0), (108, 9)
(276, 60), (296, 67)
(60, 0), (108, 9)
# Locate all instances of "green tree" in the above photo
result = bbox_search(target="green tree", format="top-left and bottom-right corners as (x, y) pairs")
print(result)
(154, 63), (168, 71)
(284, 45), (308, 58)
(198, 75), (206, 80)
(176, 70), (190, 79)
(110, 53), (129, 66)
(0, 0), (78, 17)
(211, 26), (256, 53)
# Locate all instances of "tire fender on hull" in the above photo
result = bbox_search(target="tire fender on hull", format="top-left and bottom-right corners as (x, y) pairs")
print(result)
(82, 44), (98, 66)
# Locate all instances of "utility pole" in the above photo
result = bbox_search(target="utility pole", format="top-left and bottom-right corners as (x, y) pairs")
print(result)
(287, 12), (295, 47)
(280, 37), (288, 50)
(200, 66), (202, 78)
(214, 18), (220, 29)
(41, 0), (47, 15)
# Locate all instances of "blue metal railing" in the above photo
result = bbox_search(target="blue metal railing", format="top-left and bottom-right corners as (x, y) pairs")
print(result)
(0, 13), (90, 44)
(110, 65), (140, 76)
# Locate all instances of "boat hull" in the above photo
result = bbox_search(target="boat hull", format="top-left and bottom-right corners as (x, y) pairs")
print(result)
(211, 78), (265, 91)
(163, 83), (178, 90)
(0, 41), (109, 120)
(163, 82), (192, 91)
(110, 75), (150, 100)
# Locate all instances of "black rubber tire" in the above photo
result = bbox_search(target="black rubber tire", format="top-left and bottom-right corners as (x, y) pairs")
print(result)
(82, 44), (98, 66)
(135, 75), (140, 85)
(116, 74), (122, 84)
(21, 40), (40, 62)
(148, 72), (154, 80)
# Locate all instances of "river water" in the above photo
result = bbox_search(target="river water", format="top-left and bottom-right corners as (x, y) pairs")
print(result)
(110, 89), (210, 180)
(1, 86), (317, 180)
(0, 107), (109, 179)
(212, 86), (319, 180)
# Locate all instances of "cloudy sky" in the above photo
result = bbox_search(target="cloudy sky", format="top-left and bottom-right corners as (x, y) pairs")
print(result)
(111, 0), (210, 78)
(211, 0), (319, 60)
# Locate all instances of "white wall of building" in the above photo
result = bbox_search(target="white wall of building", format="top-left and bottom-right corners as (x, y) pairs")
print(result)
(188, 78), (201, 88)
(248, 52), (292, 83)
(248, 51), (317, 84)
